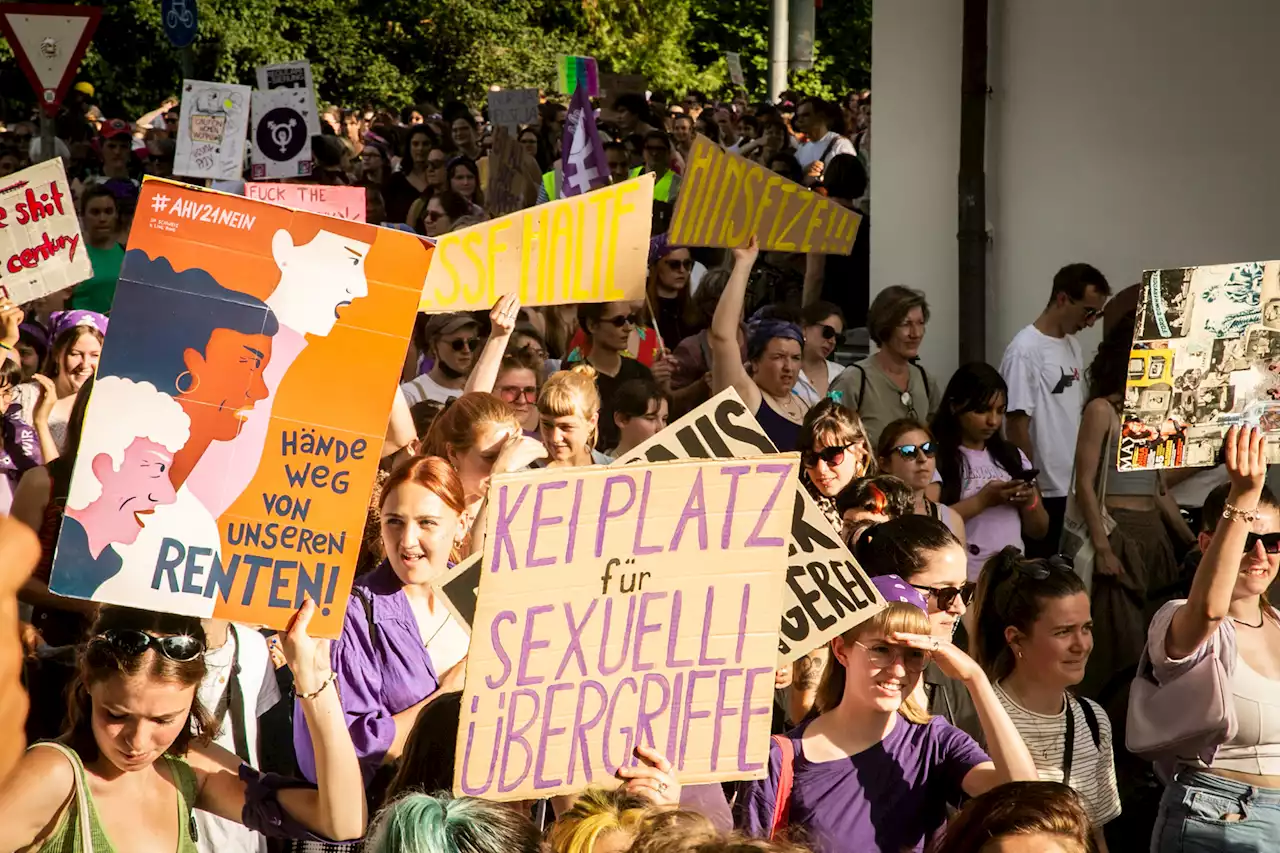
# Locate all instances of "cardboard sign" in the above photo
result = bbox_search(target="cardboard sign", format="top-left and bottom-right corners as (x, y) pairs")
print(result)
(250, 87), (316, 180)
(174, 80), (250, 181)
(456, 456), (795, 800)
(725, 52), (745, 87)
(246, 183), (366, 222)
(256, 59), (315, 95)
(613, 389), (884, 660)
(668, 135), (861, 255)
(600, 73), (646, 102)
(48, 177), (430, 637)
(1120, 260), (1280, 470)
(0, 4), (101, 115)
(419, 172), (652, 311)
(485, 126), (540, 218)
(0, 159), (91, 302)
(488, 88), (540, 132)
(431, 553), (481, 635)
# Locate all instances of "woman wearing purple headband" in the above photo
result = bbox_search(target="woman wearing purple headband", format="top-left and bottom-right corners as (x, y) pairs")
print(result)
(29, 310), (107, 457)
(737, 573), (1036, 853)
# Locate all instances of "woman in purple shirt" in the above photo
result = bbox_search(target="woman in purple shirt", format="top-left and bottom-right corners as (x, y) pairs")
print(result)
(738, 576), (1036, 853)
(294, 456), (469, 793)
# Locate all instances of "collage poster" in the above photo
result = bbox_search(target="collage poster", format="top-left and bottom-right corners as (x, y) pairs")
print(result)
(1121, 260), (1280, 471)
(48, 177), (431, 636)
(173, 80), (251, 182)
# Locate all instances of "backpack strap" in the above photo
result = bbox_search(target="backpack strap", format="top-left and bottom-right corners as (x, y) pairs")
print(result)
(1076, 694), (1102, 752)
(769, 734), (796, 839)
(910, 360), (930, 406)
(354, 587), (379, 647)
(848, 364), (867, 411)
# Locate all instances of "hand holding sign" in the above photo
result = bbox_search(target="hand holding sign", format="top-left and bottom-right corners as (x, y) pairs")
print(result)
(282, 597), (334, 697)
(0, 299), (22, 349)
(617, 745), (682, 808)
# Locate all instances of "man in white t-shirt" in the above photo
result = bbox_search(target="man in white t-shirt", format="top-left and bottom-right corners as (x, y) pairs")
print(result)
(793, 97), (855, 185)
(1000, 263), (1111, 557)
(400, 313), (480, 407)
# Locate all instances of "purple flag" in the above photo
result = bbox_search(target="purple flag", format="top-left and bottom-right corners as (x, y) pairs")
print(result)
(560, 83), (609, 197)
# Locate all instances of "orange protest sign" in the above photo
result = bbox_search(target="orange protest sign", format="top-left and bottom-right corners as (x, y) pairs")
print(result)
(668, 135), (861, 254)
(48, 178), (429, 637)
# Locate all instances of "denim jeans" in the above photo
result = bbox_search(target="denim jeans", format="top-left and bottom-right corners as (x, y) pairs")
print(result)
(1152, 771), (1280, 853)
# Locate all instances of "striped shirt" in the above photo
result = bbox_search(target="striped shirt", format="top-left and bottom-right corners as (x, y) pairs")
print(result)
(994, 683), (1122, 826)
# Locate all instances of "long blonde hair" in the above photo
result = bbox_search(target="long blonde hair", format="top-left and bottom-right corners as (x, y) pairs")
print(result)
(537, 364), (601, 449)
(816, 602), (932, 724)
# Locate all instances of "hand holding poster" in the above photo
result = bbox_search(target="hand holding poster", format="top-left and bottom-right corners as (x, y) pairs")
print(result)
(420, 172), (652, 311)
(48, 177), (429, 636)
(487, 89), (540, 132)
(457, 456), (795, 800)
(1120, 260), (1280, 470)
(668, 134), (861, 255)
(174, 80), (251, 181)
(246, 183), (366, 222)
(613, 389), (884, 660)
(0, 159), (91, 303)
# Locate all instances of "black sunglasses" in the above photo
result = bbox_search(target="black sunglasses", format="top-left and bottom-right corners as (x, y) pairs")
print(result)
(818, 324), (838, 340)
(448, 337), (480, 352)
(910, 582), (976, 611)
(892, 441), (935, 462)
(802, 443), (854, 469)
(664, 258), (694, 271)
(1246, 532), (1280, 555)
(91, 629), (204, 661)
(603, 313), (639, 328)
(1016, 554), (1075, 581)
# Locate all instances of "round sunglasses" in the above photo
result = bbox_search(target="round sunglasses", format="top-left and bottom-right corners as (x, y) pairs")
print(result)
(90, 629), (204, 661)
(891, 441), (935, 462)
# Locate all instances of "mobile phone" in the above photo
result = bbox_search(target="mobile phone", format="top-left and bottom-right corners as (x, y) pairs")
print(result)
(1013, 468), (1040, 483)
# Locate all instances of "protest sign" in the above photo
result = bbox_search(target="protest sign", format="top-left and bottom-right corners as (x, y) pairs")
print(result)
(48, 177), (430, 637)
(420, 172), (652, 311)
(251, 87), (316, 180)
(0, 159), (91, 303)
(557, 55), (598, 97)
(599, 73), (646, 103)
(488, 88), (539, 132)
(457, 456), (795, 800)
(256, 59), (315, 95)
(431, 553), (481, 635)
(725, 52), (745, 87)
(246, 183), (366, 222)
(1120, 260), (1280, 470)
(485, 126), (540, 218)
(667, 135), (861, 255)
(174, 80), (250, 181)
(613, 389), (884, 660)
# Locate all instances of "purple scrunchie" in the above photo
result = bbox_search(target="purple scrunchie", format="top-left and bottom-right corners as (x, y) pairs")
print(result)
(48, 310), (108, 342)
(871, 574), (929, 613)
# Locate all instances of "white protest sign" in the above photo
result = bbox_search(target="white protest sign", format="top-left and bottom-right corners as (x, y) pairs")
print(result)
(0, 159), (91, 302)
(613, 388), (884, 661)
(174, 80), (251, 181)
(256, 60), (314, 94)
(457, 456), (794, 801)
(725, 52), (745, 87)
(488, 88), (540, 132)
(250, 87), (315, 180)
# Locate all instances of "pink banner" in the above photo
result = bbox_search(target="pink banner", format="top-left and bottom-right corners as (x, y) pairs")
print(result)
(245, 183), (366, 223)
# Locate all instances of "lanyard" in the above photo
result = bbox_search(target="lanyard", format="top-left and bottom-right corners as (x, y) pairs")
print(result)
(211, 624), (251, 764)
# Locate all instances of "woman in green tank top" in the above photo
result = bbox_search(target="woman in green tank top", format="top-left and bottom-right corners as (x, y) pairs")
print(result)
(0, 601), (366, 852)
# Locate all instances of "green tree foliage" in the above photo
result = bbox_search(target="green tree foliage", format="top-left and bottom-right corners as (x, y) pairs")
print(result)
(0, 0), (870, 122)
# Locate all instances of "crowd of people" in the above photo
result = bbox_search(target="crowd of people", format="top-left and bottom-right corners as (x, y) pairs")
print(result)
(0, 76), (1278, 853)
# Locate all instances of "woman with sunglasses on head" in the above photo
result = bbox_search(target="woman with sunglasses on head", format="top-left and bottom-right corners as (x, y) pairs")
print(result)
(971, 547), (1118, 851)
(573, 303), (659, 453)
(737, 577), (1035, 853)
(855, 516), (981, 739)
(797, 399), (873, 530)
(795, 301), (845, 407)
(711, 239), (809, 453)
(0, 602), (366, 850)
(877, 417), (966, 548)
(1146, 427), (1280, 853)
(928, 363), (1049, 582)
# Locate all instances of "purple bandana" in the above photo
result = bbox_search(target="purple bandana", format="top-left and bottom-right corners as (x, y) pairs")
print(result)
(49, 310), (108, 342)
(870, 574), (929, 613)
(0, 401), (42, 485)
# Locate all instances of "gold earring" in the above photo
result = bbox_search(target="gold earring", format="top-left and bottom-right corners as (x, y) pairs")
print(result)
(175, 370), (199, 395)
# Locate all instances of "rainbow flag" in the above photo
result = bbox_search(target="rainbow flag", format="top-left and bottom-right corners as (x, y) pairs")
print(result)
(557, 55), (599, 97)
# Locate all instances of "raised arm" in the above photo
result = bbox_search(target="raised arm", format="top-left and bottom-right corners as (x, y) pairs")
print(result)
(710, 237), (761, 412)
(464, 293), (519, 395)
(1166, 426), (1268, 660)
(0, 300), (22, 367)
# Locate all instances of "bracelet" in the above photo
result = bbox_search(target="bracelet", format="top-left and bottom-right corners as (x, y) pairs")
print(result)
(0, 341), (13, 351)
(297, 670), (337, 701)
(1025, 492), (1040, 511)
(1223, 502), (1260, 524)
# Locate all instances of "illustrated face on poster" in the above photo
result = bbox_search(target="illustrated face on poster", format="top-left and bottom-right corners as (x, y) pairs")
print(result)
(251, 88), (317, 180)
(456, 457), (794, 801)
(0, 159), (91, 302)
(48, 178), (429, 635)
(174, 80), (251, 181)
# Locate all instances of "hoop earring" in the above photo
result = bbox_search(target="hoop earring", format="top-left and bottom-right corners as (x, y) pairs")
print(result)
(175, 370), (199, 395)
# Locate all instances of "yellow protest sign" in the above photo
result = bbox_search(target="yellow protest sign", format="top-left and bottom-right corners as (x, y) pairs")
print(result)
(668, 135), (861, 254)
(419, 173), (653, 311)
(456, 456), (795, 801)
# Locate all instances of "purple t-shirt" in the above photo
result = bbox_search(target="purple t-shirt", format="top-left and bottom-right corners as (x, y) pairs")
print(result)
(953, 445), (1032, 580)
(293, 560), (440, 785)
(738, 715), (989, 853)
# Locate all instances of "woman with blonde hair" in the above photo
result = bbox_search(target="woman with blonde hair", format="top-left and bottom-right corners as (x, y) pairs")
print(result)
(537, 365), (612, 467)
(550, 788), (653, 853)
(737, 576), (1035, 853)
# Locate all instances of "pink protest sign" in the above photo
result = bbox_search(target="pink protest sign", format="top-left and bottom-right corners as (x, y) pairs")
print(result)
(245, 183), (366, 223)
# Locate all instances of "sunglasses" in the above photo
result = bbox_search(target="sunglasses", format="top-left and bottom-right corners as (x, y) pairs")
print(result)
(1246, 532), (1280, 555)
(447, 337), (481, 352)
(1070, 298), (1104, 321)
(603, 313), (639, 328)
(424, 210), (447, 223)
(891, 441), (935, 462)
(910, 582), (976, 611)
(854, 640), (931, 673)
(664, 258), (694, 271)
(818, 325), (838, 340)
(802, 443), (854, 469)
(90, 629), (204, 662)
(498, 384), (538, 402)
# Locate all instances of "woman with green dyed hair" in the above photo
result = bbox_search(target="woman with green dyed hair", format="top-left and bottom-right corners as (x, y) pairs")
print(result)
(365, 792), (543, 853)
